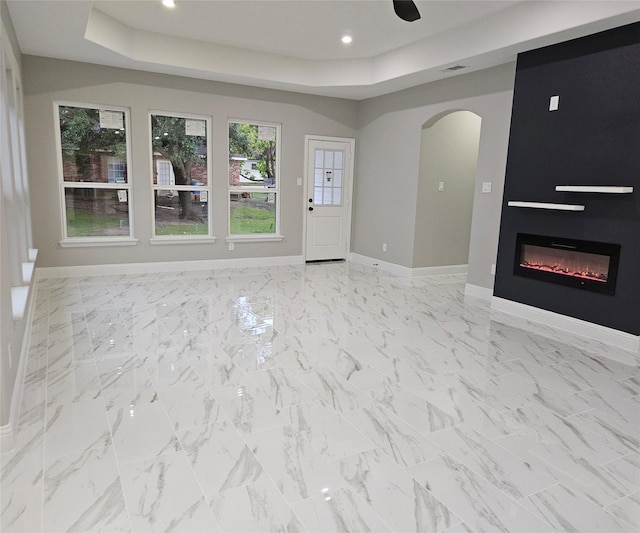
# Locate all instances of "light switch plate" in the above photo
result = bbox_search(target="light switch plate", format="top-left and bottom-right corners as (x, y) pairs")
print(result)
(549, 95), (559, 111)
(438, 182), (444, 192)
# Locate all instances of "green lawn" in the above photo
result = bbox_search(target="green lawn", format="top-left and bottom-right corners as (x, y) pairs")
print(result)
(230, 204), (275, 234)
(68, 203), (274, 236)
(155, 223), (208, 235)
(66, 210), (129, 237)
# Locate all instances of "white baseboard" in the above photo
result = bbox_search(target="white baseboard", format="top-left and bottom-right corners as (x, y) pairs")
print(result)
(349, 253), (467, 278)
(465, 283), (494, 301)
(36, 255), (305, 279)
(349, 253), (413, 277)
(0, 279), (37, 453)
(412, 264), (468, 277)
(491, 296), (640, 355)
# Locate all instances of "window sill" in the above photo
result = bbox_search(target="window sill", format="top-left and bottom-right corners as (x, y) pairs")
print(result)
(59, 238), (139, 248)
(150, 236), (217, 245)
(226, 235), (284, 243)
(22, 262), (35, 284)
(11, 286), (29, 320)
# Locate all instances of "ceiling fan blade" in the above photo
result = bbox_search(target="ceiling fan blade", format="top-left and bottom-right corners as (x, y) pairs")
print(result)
(393, 0), (421, 22)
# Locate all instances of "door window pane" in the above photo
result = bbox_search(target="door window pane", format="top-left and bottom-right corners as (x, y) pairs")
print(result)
(313, 148), (344, 207)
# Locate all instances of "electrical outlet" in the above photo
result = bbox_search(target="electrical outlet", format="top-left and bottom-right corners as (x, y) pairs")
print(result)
(482, 182), (492, 193)
(296, 177), (302, 186)
(549, 95), (559, 111)
(382, 243), (387, 252)
(228, 242), (235, 251)
(491, 263), (496, 275)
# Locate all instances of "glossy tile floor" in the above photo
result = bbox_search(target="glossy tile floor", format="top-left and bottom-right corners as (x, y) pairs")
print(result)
(2, 263), (639, 532)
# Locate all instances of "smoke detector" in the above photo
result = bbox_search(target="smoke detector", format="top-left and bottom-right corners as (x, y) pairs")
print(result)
(442, 65), (468, 73)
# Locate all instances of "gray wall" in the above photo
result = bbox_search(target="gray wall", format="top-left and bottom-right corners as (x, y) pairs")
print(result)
(22, 56), (358, 268)
(413, 111), (481, 268)
(353, 63), (515, 288)
(23, 58), (515, 283)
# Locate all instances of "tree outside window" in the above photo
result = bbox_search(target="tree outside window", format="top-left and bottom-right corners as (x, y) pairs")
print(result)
(151, 114), (211, 237)
(57, 104), (132, 239)
(228, 121), (280, 236)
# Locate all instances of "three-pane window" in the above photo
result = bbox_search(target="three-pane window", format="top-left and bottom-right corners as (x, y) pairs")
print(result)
(56, 107), (283, 243)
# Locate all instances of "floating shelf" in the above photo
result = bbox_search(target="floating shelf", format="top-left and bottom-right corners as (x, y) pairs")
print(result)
(508, 201), (585, 211)
(555, 185), (633, 193)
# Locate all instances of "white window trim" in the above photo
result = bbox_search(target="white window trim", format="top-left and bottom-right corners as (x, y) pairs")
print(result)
(54, 101), (134, 245)
(227, 119), (282, 239)
(2, 50), (32, 286)
(150, 236), (217, 245)
(59, 237), (139, 248)
(226, 235), (284, 243)
(149, 111), (213, 241)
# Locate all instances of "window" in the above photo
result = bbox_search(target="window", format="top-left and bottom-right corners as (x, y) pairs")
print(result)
(107, 157), (126, 183)
(2, 52), (34, 293)
(313, 149), (344, 206)
(56, 104), (133, 243)
(150, 113), (211, 240)
(228, 120), (281, 239)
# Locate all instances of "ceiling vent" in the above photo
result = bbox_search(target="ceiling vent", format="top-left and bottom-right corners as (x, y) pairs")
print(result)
(442, 65), (467, 72)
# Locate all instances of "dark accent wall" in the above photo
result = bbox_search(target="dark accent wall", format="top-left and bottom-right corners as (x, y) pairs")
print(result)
(494, 22), (640, 336)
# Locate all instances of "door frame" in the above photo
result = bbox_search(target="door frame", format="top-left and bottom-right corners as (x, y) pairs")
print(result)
(302, 135), (356, 262)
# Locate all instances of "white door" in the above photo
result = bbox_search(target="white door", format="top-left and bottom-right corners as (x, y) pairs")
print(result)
(305, 137), (354, 261)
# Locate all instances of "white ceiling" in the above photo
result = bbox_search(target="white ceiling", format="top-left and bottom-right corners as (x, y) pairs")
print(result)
(7, 0), (640, 100)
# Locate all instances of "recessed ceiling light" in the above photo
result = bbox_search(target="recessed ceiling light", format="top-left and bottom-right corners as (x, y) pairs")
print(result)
(162, 0), (175, 8)
(341, 35), (353, 45)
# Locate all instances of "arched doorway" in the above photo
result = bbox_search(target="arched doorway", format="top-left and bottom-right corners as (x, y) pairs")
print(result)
(413, 110), (482, 273)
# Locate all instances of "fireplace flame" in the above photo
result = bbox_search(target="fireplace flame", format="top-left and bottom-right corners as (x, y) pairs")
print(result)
(520, 244), (609, 283)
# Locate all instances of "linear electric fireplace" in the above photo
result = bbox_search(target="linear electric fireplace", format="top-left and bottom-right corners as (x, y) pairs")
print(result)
(514, 233), (620, 295)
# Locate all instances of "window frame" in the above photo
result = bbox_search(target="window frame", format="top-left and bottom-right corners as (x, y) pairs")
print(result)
(54, 101), (137, 247)
(2, 41), (35, 302)
(227, 118), (283, 242)
(148, 111), (214, 244)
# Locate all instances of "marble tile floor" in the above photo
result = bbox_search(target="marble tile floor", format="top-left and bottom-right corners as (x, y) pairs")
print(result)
(1, 262), (639, 532)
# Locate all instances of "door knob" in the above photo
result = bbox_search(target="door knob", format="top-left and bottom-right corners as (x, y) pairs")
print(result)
(308, 206), (314, 211)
